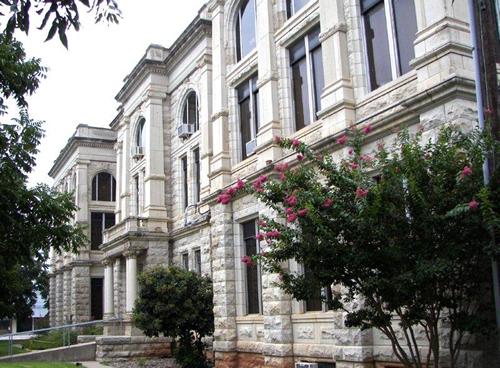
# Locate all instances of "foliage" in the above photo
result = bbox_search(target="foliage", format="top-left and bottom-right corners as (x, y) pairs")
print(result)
(0, 0), (121, 48)
(219, 126), (499, 368)
(133, 266), (214, 368)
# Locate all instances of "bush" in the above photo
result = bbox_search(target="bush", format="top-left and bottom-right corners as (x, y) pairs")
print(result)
(133, 266), (214, 368)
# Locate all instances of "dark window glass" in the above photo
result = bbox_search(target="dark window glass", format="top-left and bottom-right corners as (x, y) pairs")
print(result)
(237, 76), (259, 160)
(182, 253), (189, 270)
(363, 1), (392, 90)
(136, 118), (146, 147)
(193, 148), (200, 203)
(311, 46), (324, 114)
(90, 278), (103, 321)
(90, 212), (102, 250)
(134, 176), (140, 215)
(194, 249), (202, 274)
(304, 266), (323, 312)
(286, 0), (310, 18)
(183, 91), (199, 131)
(92, 173), (116, 202)
(292, 58), (311, 130)
(290, 26), (323, 131)
(182, 156), (188, 209)
(90, 212), (115, 250)
(243, 220), (260, 314)
(236, 0), (256, 61)
(393, 0), (417, 74)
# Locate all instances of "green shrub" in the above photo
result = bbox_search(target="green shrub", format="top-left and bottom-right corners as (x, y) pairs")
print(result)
(133, 266), (214, 368)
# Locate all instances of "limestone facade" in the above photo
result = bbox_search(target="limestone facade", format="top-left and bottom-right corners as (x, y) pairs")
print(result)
(48, 124), (117, 325)
(50, 0), (484, 366)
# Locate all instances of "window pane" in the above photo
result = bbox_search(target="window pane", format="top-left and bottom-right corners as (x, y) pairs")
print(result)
(238, 0), (256, 61)
(135, 176), (140, 215)
(112, 177), (116, 202)
(289, 39), (306, 64)
(304, 266), (322, 312)
(195, 249), (202, 274)
(92, 176), (97, 201)
(90, 212), (103, 250)
(182, 253), (189, 270)
(393, 0), (417, 75)
(364, 2), (392, 90)
(292, 58), (311, 130)
(311, 47), (324, 115)
(287, 0), (310, 17)
(182, 157), (188, 209)
(193, 148), (200, 203)
(253, 89), (260, 133)
(104, 213), (115, 229)
(90, 278), (103, 320)
(97, 173), (111, 201)
(243, 221), (260, 314)
(186, 92), (198, 129)
(239, 97), (252, 159)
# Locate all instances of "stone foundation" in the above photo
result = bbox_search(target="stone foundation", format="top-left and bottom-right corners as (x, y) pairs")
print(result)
(96, 336), (172, 361)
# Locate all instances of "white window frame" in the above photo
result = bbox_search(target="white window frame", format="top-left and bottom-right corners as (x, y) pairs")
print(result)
(236, 0), (258, 62)
(361, 0), (410, 91)
(182, 252), (189, 270)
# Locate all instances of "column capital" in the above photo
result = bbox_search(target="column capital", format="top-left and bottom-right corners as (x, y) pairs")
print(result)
(123, 249), (140, 259)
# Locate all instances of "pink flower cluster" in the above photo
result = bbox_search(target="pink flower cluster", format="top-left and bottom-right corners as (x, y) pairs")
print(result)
(322, 198), (333, 208)
(460, 166), (472, 179)
(362, 123), (372, 135)
(252, 175), (268, 192)
(216, 178), (246, 205)
(336, 134), (348, 145)
(355, 187), (369, 198)
(469, 199), (479, 210)
(285, 194), (297, 207)
(241, 255), (254, 265)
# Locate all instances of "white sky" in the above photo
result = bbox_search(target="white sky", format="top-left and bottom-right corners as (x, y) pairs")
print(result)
(12, 0), (206, 187)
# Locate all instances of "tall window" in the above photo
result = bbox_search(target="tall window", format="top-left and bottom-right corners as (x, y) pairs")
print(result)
(194, 249), (202, 274)
(237, 75), (259, 160)
(362, 0), (417, 91)
(290, 26), (324, 131)
(286, 0), (310, 18)
(181, 156), (188, 209)
(136, 118), (146, 148)
(91, 172), (116, 202)
(193, 148), (201, 203)
(236, 0), (257, 61)
(90, 212), (115, 250)
(182, 252), (189, 270)
(304, 266), (323, 312)
(90, 278), (103, 320)
(183, 91), (199, 132)
(243, 220), (261, 314)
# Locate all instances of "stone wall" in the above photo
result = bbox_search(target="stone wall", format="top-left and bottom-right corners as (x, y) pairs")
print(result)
(95, 336), (172, 361)
(71, 265), (91, 322)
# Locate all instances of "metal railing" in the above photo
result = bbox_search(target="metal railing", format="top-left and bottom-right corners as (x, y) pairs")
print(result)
(0, 318), (122, 357)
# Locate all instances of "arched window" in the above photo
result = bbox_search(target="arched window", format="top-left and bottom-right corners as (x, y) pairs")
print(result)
(91, 172), (116, 202)
(136, 118), (146, 148)
(236, 0), (257, 61)
(182, 91), (199, 132)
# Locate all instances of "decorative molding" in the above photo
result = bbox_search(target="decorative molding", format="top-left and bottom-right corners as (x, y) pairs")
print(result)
(319, 22), (347, 43)
(211, 109), (229, 122)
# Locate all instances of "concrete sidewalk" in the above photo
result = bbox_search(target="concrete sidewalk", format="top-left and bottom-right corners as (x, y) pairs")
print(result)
(80, 362), (109, 368)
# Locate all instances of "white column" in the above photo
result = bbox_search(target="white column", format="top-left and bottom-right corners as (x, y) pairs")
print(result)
(103, 259), (114, 318)
(125, 252), (138, 314)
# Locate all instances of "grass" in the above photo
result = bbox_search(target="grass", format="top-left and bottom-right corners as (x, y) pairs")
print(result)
(0, 363), (78, 368)
(0, 342), (27, 357)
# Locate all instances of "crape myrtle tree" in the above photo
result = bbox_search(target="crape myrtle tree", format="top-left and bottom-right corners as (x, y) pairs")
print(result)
(133, 266), (214, 368)
(0, 0), (120, 318)
(217, 125), (499, 368)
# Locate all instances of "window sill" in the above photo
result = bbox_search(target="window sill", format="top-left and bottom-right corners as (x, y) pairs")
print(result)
(275, 0), (319, 48)
(232, 153), (258, 175)
(357, 70), (417, 110)
(291, 311), (335, 323)
(227, 49), (258, 87)
(236, 314), (264, 324)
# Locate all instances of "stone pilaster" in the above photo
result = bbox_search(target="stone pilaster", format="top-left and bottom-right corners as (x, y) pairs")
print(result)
(63, 266), (72, 323)
(412, 0), (477, 134)
(209, 1), (232, 191)
(71, 263), (91, 322)
(55, 270), (64, 326)
(211, 203), (238, 368)
(255, 0), (282, 169)
(143, 91), (168, 224)
(118, 120), (131, 220)
(198, 52), (213, 200)
(318, 0), (355, 136)
(48, 274), (56, 327)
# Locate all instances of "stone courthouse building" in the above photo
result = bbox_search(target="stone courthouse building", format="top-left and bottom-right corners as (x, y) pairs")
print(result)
(49, 0), (485, 366)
